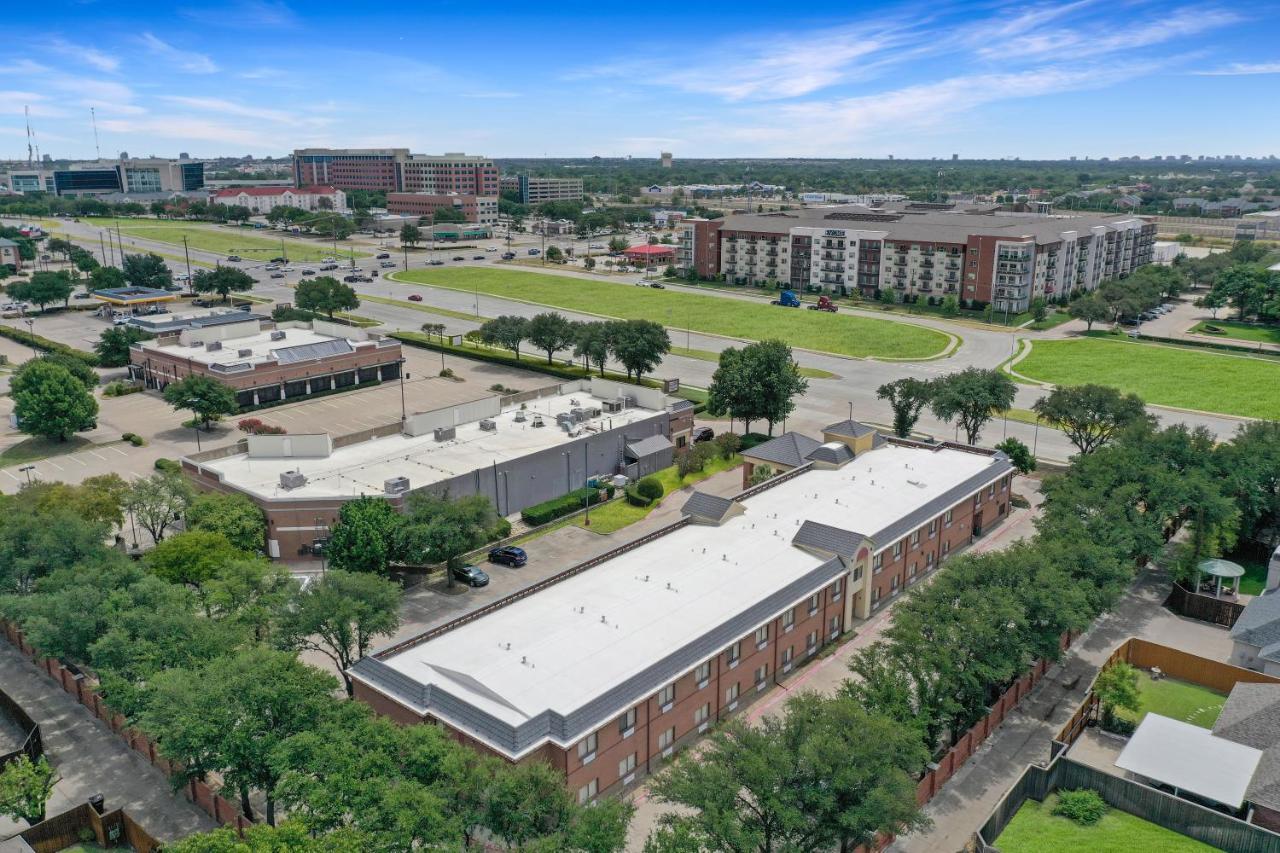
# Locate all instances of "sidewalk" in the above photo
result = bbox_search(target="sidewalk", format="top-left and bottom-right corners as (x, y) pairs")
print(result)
(890, 563), (1233, 852)
(0, 643), (216, 843)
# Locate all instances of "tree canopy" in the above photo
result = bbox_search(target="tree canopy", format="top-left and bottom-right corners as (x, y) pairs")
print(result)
(1033, 384), (1152, 455)
(162, 374), (239, 428)
(10, 359), (98, 441)
(928, 368), (1016, 445)
(295, 276), (359, 319)
(192, 266), (255, 302)
(122, 253), (173, 290)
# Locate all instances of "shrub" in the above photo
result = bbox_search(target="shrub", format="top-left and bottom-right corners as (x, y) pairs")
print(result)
(624, 486), (654, 508)
(487, 517), (512, 541)
(237, 417), (286, 435)
(0, 324), (99, 365)
(1052, 789), (1108, 825)
(121, 432), (136, 442)
(520, 487), (604, 526)
(128, 434), (144, 447)
(154, 458), (180, 473)
(714, 432), (741, 460)
(440, 368), (455, 378)
(738, 432), (772, 451)
(748, 464), (775, 486)
(490, 383), (506, 392)
(605, 484), (616, 499)
(635, 476), (663, 501)
(676, 449), (704, 478)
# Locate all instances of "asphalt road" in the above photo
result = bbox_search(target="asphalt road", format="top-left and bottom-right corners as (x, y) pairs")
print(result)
(45, 217), (1251, 465)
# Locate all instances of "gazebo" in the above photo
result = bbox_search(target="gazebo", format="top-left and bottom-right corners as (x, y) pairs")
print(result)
(1198, 558), (1246, 598)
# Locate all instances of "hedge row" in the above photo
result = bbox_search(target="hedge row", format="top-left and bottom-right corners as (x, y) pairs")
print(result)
(624, 486), (654, 508)
(738, 432), (774, 451)
(0, 323), (99, 366)
(521, 486), (604, 526)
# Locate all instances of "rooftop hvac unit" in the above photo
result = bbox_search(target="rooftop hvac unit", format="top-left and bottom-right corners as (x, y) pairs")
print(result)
(570, 407), (585, 421)
(513, 411), (527, 422)
(479, 419), (497, 432)
(270, 330), (287, 341)
(206, 340), (222, 351)
(433, 426), (456, 442)
(531, 415), (545, 428)
(237, 348), (252, 357)
(555, 412), (573, 425)
(279, 470), (307, 490)
(384, 476), (411, 495)
(602, 400), (623, 414)
(585, 406), (602, 419)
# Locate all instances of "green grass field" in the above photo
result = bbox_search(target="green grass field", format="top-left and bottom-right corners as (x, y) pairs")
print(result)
(85, 218), (369, 262)
(1190, 320), (1280, 346)
(1116, 672), (1226, 729)
(996, 796), (1216, 852)
(392, 268), (952, 360)
(579, 455), (742, 534)
(1014, 336), (1280, 419)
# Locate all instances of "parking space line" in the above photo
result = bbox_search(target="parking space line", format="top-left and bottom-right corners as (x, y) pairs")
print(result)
(109, 446), (128, 457)
(66, 455), (88, 466)
(44, 459), (64, 471)
(2, 470), (18, 482)
(89, 451), (109, 462)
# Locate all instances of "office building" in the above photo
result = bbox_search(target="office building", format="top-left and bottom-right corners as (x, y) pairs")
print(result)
(401, 154), (499, 197)
(291, 149), (498, 196)
(43, 157), (205, 197)
(386, 193), (498, 225)
(507, 176), (584, 204)
(348, 425), (1013, 800)
(184, 378), (692, 561)
(676, 202), (1156, 312)
(211, 185), (346, 213)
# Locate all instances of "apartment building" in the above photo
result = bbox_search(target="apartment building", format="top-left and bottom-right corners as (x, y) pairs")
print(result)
(211, 185), (346, 213)
(348, 424), (1013, 800)
(504, 175), (584, 204)
(292, 148), (409, 192)
(677, 203), (1156, 312)
(386, 192), (498, 225)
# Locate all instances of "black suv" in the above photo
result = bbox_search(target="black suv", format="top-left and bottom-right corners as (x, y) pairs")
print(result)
(452, 565), (490, 587)
(489, 546), (527, 567)
(376, 252), (391, 259)
(693, 426), (714, 443)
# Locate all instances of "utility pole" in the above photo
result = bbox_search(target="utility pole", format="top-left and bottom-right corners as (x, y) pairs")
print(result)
(115, 219), (124, 264)
(182, 236), (193, 294)
(99, 232), (108, 267)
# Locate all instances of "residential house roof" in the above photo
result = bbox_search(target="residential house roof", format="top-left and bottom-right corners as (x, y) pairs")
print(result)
(823, 419), (876, 439)
(1230, 593), (1280, 653)
(1214, 684), (1280, 812)
(744, 432), (823, 469)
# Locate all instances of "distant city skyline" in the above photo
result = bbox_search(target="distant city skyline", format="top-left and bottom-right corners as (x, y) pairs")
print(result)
(3, 0), (1278, 161)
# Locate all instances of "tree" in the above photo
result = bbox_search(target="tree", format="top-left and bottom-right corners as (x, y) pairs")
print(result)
(22, 473), (129, 528)
(125, 472), (193, 544)
(187, 491), (267, 553)
(145, 530), (245, 610)
(1030, 297), (1048, 323)
(583, 256), (596, 270)
(162, 374), (238, 429)
(1214, 421), (1280, 552)
(163, 821), (368, 852)
(940, 294), (959, 317)
(282, 570), (401, 696)
(1068, 292), (1110, 331)
(295, 276), (360, 319)
(995, 437), (1036, 474)
(608, 319), (670, 382)
(929, 368), (1016, 445)
(485, 762), (572, 848)
(734, 340), (808, 434)
(574, 321), (612, 376)
(0, 755), (58, 826)
(192, 266), (255, 303)
(89, 265), (126, 290)
(1033, 384), (1152, 456)
(1197, 289), (1228, 319)
(326, 496), (403, 575)
(10, 359), (98, 441)
(479, 315), (530, 360)
(122, 253), (173, 290)
(545, 245), (564, 262)
(1094, 661), (1140, 730)
(397, 493), (503, 589)
(14, 350), (96, 391)
(204, 558), (296, 643)
(8, 270), (75, 310)
(877, 378), (933, 438)
(607, 236), (628, 254)
(400, 223), (422, 247)
(1212, 264), (1266, 320)
(95, 324), (153, 367)
(526, 312), (577, 364)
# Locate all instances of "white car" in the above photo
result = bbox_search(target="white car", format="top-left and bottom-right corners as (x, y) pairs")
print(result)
(175, 272), (190, 281)
(321, 256), (336, 263)
(485, 247), (498, 252)
(282, 266), (297, 272)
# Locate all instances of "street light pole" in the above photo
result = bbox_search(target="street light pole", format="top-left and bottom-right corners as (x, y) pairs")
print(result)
(23, 318), (37, 359)
(18, 465), (34, 485)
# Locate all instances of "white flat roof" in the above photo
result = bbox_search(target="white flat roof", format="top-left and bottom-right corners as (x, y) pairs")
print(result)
(199, 391), (663, 500)
(373, 442), (1005, 755)
(1116, 714), (1262, 809)
(139, 327), (345, 368)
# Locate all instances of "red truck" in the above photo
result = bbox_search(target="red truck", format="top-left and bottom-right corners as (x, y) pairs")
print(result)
(808, 295), (839, 312)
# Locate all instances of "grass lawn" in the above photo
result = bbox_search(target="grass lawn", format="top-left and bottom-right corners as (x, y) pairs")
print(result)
(85, 217), (369, 262)
(1029, 311), (1074, 331)
(1013, 336), (1280, 419)
(362, 293), (491, 323)
(996, 796), (1216, 852)
(668, 345), (838, 379)
(0, 435), (91, 467)
(579, 455), (742, 534)
(1190, 320), (1280, 346)
(1116, 672), (1226, 729)
(392, 268), (952, 360)
(1227, 549), (1270, 596)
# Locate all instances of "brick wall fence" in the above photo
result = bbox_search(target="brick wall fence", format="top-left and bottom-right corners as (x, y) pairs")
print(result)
(0, 618), (253, 835)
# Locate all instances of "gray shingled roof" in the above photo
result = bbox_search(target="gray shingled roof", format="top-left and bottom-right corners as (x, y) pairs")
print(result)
(1247, 749), (1280, 812)
(680, 491), (736, 523)
(1214, 684), (1280, 750)
(792, 520), (865, 557)
(1231, 593), (1280, 649)
(805, 443), (855, 466)
(744, 433), (823, 468)
(626, 434), (673, 459)
(824, 420), (876, 439)
(868, 450), (1013, 547)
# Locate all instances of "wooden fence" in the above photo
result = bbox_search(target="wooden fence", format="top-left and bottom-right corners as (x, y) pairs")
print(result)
(1165, 581), (1246, 628)
(976, 757), (1280, 853)
(18, 801), (161, 853)
(0, 618), (253, 835)
(0, 684), (42, 768)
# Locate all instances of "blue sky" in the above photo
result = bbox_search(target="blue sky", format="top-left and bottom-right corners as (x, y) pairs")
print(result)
(3, 0), (1279, 160)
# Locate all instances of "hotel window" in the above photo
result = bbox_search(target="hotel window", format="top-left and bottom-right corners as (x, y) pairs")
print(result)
(829, 615), (841, 638)
(871, 587), (882, 608)
(926, 551), (935, 568)
(782, 646), (795, 671)
(578, 732), (597, 763)
(577, 779), (597, 804)
(755, 625), (769, 649)
(807, 631), (819, 654)
(945, 509), (954, 528)
(782, 608), (795, 632)
(891, 576), (900, 595)
(695, 661), (711, 687)
(988, 484), (995, 498)
(618, 753), (637, 779)
(893, 541), (903, 560)
(974, 494), (981, 509)
(694, 703), (711, 727)
(726, 683), (740, 706)
(658, 727), (675, 752)
(873, 553), (883, 573)
(907, 563), (917, 579)
(658, 683), (675, 710)
(832, 577), (844, 599)
(928, 520), (937, 538)
(755, 664), (769, 690)
(618, 708), (636, 737)
(808, 593), (820, 615)
(910, 530), (920, 548)
(727, 641), (741, 666)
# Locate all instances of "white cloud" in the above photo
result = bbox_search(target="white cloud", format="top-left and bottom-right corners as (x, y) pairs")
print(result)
(98, 117), (280, 148)
(0, 59), (51, 76)
(1193, 61), (1280, 75)
(47, 38), (120, 73)
(0, 92), (68, 118)
(160, 96), (291, 123)
(181, 1), (297, 28)
(139, 33), (219, 74)
(972, 6), (1241, 60)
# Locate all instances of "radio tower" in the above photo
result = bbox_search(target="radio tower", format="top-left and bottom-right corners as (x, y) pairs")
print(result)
(25, 106), (34, 166)
(91, 107), (102, 160)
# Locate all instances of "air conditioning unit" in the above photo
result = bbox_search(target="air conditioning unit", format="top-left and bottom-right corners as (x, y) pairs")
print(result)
(237, 348), (252, 357)
(270, 330), (287, 341)
(602, 400), (623, 414)
(279, 470), (307, 490)
(513, 411), (527, 422)
(384, 476), (410, 495)
(206, 341), (222, 351)
(531, 415), (545, 428)
(433, 426), (456, 442)
(585, 407), (602, 419)
(479, 419), (497, 432)
(555, 412), (573, 425)
(570, 407), (585, 421)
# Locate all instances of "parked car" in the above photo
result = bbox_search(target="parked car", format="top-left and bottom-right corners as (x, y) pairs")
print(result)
(452, 256), (466, 261)
(270, 272), (285, 279)
(376, 252), (391, 259)
(452, 565), (490, 587)
(502, 252), (516, 260)
(301, 269), (316, 275)
(321, 256), (336, 263)
(649, 282), (665, 289)
(692, 426), (715, 443)
(380, 261), (397, 268)
(589, 243), (604, 249)
(226, 255), (242, 262)
(73, 292), (92, 300)
(527, 248), (540, 255)
(430, 260), (445, 265)
(174, 272), (190, 281)
(319, 263), (339, 271)
(408, 294), (423, 302)
(485, 247), (498, 252)
(472, 255), (485, 261)
(488, 546), (527, 567)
